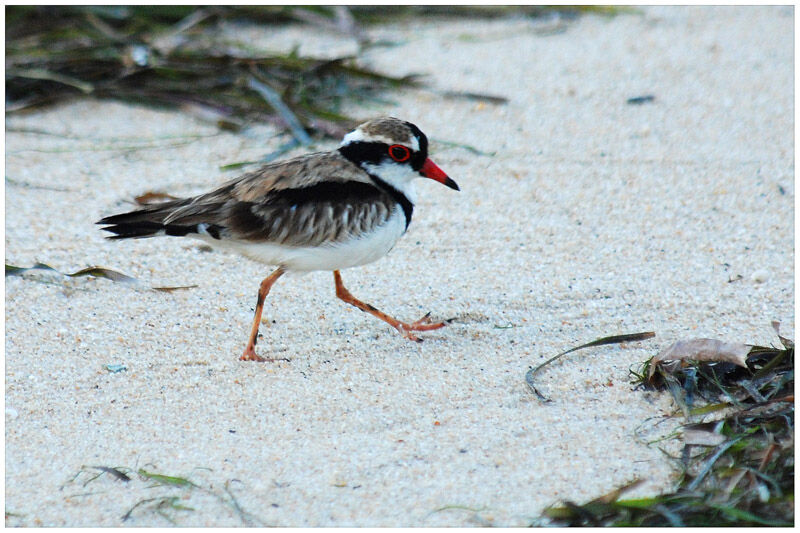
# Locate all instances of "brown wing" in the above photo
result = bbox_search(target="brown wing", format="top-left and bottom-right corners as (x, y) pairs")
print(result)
(221, 179), (396, 246)
(101, 151), (397, 246)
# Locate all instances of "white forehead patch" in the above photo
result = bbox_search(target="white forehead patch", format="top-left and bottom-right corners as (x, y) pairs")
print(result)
(341, 126), (420, 151)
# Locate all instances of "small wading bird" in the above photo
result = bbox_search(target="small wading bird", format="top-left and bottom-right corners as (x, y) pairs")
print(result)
(98, 117), (460, 361)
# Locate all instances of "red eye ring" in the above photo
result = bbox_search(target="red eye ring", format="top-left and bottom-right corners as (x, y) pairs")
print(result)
(388, 144), (411, 162)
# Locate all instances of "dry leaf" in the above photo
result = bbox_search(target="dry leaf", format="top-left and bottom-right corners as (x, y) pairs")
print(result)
(590, 479), (644, 504)
(682, 427), (727, 447)
(6, 262), (195, 293)
(771, 321), (794, 350)
(649, 338), (750, 380)
(134, 191), (179, 205)
(69, 266), (137, 283)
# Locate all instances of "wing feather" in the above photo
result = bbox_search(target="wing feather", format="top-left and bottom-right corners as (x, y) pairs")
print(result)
(99, 151), (398, 247)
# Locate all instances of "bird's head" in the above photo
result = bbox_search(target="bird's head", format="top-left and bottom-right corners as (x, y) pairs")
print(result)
(338, 117), (459, 193)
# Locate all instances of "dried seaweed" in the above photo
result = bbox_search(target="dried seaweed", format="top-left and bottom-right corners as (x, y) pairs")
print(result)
(627, 95), (655, 105)
(5, 262), (196, 292)
(122, 496), (194, 524)
(541, 324), (794, 526)
(6, 7), (417, 140)
(91, 465), (132, 483)
(67, 463), (264, 525)
(525, 331), (656, 402)
(6, 6), (603, 139)
(6, 6), (612, 39)
(637, 326), (793, 416)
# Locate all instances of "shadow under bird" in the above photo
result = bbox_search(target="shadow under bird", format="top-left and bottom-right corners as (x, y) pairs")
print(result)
(97, 117), (460, 361)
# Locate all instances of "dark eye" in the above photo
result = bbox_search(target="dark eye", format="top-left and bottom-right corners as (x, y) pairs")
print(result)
(388, 144), (411, 162)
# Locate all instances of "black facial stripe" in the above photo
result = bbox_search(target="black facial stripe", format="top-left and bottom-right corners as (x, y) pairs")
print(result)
(338, 141), (387, 167)
(339, 140), (427, 172)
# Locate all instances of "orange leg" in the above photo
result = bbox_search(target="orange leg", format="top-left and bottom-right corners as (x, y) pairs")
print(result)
(333, 270), (446, 342)
(241, 267), (285, 362)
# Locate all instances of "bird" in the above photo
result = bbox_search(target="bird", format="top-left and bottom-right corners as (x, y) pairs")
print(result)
(97, 117), (460, 362)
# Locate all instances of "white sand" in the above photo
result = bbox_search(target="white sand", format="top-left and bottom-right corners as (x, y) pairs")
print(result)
(5, 6), (793, 526)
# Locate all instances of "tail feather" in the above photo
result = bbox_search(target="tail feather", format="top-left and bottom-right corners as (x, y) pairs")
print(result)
(97, 201), (223, 240)
(98, 203), (170, 239)
(100, 221), (200, 239)
(97, 200), (180, 224)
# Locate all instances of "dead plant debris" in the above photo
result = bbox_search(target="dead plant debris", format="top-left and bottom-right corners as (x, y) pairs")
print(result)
(638, 322), (792, 417)
(134, 191), (180, 205)
(541, 323), (794, 526)
(6, 7), (418, 141)
(66, 464), (263, 526)
(5, 6), (605, 141)
(91, 465), (132, 483)
(525, 331), (656, 402)
(5, 262), (196, 292)
(626, 94), (655, 105)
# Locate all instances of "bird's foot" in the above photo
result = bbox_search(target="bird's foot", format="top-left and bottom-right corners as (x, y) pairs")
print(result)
(407, 312), (447, 331)
(240, 346), (290, 363)
(395, 312), (447, 342)
(240, 347), (267, 362)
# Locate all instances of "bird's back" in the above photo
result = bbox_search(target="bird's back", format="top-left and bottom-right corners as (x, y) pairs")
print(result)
(98, 151), (401, 249)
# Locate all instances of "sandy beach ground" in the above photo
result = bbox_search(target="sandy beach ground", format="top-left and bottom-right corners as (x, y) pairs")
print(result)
(5, 6), (793, 526)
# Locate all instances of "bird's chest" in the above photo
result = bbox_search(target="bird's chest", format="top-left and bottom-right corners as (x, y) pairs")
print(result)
(223, 205), (408, 272)
(314, 206), (407, 269)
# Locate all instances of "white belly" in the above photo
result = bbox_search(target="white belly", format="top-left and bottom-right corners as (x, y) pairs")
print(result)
(200, 207), (408, 272)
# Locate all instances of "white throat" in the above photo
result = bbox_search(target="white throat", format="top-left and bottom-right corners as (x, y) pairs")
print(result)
(361, 160), (418, 204)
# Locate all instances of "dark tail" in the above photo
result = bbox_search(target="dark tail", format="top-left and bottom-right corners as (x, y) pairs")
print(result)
(97, 203), (201, 240)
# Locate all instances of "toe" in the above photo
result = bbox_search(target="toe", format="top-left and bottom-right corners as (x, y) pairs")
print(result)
(240, 350), (265, 362)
